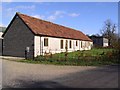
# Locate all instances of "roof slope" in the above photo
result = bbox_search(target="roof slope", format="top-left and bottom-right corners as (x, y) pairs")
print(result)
(17, 12), (92, 41)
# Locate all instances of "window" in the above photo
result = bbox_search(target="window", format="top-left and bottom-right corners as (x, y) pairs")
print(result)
(69, 40), (72, 48)
(76, 41), (78, 46)
(60, 40), (64, 49)
(44, 38), (48, 46)
(81, 41), (82, 48)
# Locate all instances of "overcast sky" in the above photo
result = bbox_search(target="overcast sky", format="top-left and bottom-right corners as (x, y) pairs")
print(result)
(1, 2), (118, 35)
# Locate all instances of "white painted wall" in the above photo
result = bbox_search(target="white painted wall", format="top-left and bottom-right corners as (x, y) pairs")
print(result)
(0, 32), (3, 39)
(103, 43), (108, 47)
(103, 38), (108, 47)
(0, 32), (3, 56)
(34, 36), (40, 57)
(34, 35), (93, 57)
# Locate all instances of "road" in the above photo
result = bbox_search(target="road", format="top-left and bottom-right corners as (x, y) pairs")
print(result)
(2, 59), (119, 88)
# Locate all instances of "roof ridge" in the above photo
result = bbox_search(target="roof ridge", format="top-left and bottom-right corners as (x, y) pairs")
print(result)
(17, 12), (83, 33)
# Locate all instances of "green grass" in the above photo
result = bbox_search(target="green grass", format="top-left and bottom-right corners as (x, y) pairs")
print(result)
(18, 57), (118, 66)
(16, 48), (119, 66)
(52, 48), (113, 58)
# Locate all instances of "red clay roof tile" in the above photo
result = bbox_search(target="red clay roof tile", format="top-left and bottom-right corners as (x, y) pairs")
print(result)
(17, 12), (92, 42)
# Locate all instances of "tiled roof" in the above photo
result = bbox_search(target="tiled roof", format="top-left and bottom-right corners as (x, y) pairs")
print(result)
(17, 12), (92, 41)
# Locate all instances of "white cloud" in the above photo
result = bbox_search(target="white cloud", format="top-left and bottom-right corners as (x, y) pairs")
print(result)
(32, 15), (45, 19)
(16, 5), (36, 10)
(68, 13), (80, 17)
(5, 5), (36, 17)
(6, 5), (36, 12)
(2, 0), (13, 2)
(47, 11), (80, 21)
(6, 8), (14, 12)
(0, 2), (2, 12)
(47, 15), (56, 21)
(47, 10), (65, 21)
(0, 7), (1, 13)
(32, 11), (64, 21)
(0, 23), (5, 27)
(54, 11), (65, 16)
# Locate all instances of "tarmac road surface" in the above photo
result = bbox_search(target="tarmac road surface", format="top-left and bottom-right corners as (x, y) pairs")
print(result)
(2, 59), (119, 88)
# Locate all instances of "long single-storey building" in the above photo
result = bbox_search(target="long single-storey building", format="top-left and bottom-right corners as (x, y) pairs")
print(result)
(2, 12), (93, 59)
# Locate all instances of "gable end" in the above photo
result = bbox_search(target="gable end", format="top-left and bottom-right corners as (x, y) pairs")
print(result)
(2, 13), (35, 37)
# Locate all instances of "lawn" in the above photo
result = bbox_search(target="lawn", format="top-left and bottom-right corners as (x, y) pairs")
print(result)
(17, 48), (119, 66)
(53, 48), (113, 57)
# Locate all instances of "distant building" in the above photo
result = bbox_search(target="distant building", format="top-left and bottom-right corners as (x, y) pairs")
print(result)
(0, 27), (6, 55)
(0, 27), (6, 32)
(0, 32), (3, 38)
(0, 32), (3, 55)
(89, 36), (108, 47)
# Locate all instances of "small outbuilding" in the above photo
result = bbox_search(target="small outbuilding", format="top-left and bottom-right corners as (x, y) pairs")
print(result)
(0, 32), (3, 55)
(89, 35), (108, 47)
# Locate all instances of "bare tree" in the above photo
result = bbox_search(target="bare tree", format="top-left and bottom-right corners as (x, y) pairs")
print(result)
(100, 19), (116, 46)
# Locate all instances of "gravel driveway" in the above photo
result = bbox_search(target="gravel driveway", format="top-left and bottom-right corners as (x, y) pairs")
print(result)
(2, 59), (119, 88)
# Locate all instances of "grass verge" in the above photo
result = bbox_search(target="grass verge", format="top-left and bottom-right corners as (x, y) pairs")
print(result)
(5, 48), (119, 66)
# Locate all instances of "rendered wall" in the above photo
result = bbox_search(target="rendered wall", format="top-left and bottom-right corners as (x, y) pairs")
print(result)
(34, 36), (93, 56)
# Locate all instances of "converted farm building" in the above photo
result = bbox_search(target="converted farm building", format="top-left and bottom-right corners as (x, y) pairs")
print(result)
(2, 12), (93, 59)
